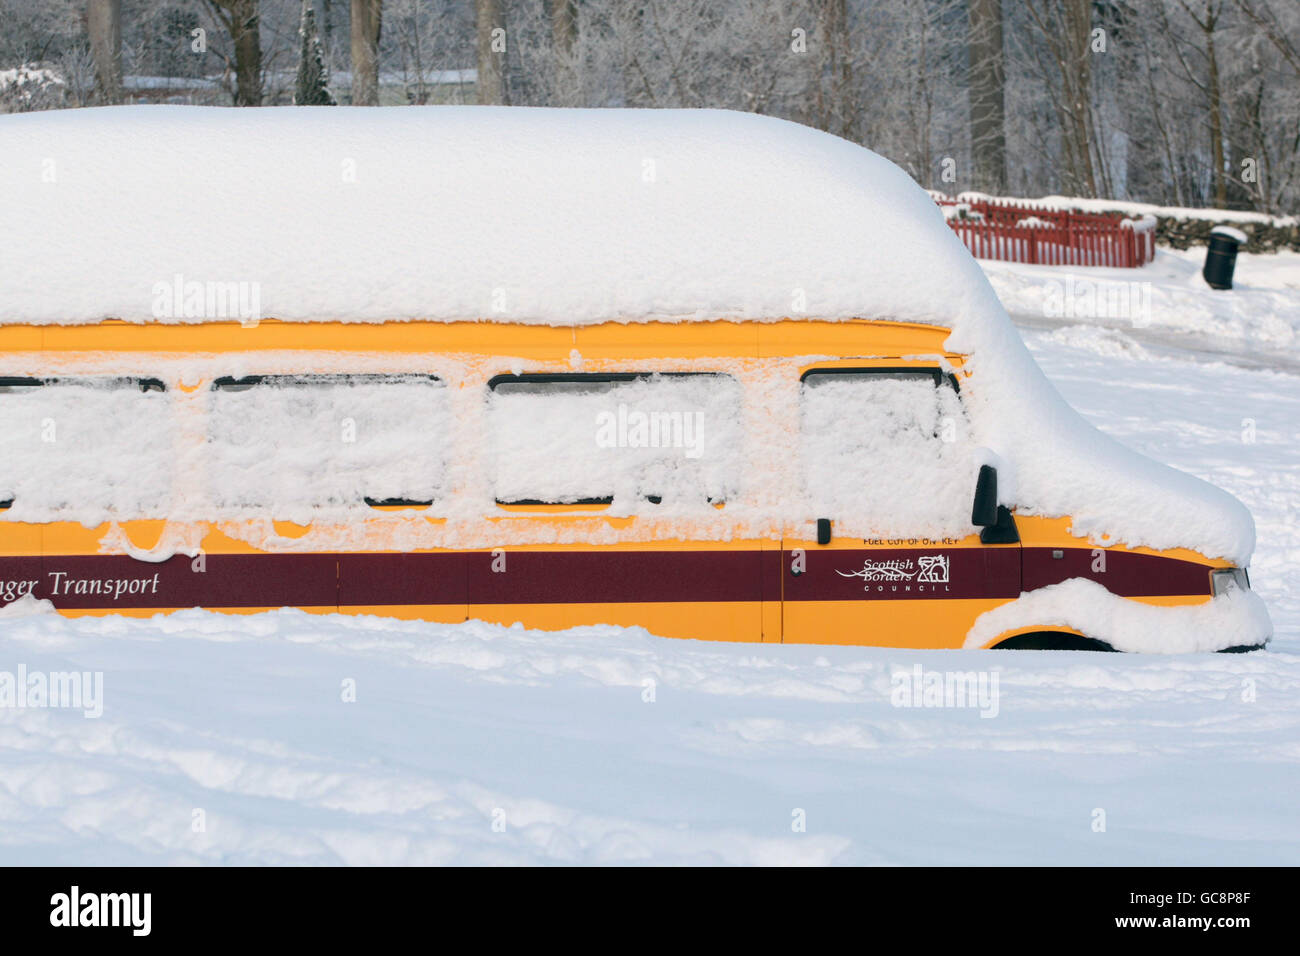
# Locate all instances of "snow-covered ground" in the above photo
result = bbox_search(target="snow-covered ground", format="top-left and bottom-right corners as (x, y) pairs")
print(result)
(982, 248), (1300, 363)
(1, 307), (1297, 865)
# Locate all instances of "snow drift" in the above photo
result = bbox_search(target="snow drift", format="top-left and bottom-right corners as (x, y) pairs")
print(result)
(965, 579), (1272, 653)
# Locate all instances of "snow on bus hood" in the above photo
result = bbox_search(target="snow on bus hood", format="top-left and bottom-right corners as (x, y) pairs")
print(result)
(945, 286), (1256, 566)
(0, 105), (1256, 565)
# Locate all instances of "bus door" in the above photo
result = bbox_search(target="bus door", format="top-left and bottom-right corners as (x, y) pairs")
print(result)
(781, 366), (1020, 648)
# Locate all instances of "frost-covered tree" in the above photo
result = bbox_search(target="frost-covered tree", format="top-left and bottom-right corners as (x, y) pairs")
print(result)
(295, 0), (334, 104)
(0, 64), (68, 112)
(383, 0), (470, 103)
(0, 0), (1296, 213)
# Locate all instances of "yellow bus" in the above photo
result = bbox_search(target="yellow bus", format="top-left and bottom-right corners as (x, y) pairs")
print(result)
(0, 316), (1269, 652)
(0, 106), (1271, 653)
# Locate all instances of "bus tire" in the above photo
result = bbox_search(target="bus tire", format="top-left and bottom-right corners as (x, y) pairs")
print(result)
(990, 631), (1117, 652)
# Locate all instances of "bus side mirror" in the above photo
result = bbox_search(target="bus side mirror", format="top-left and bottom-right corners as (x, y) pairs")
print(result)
(972, 465), (998, 527)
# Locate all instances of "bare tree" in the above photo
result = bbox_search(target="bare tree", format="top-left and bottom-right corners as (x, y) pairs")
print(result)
(968, 0), (1006, 192)
(1225, 0), (1300, 212)
(1234, 0), (1300, 75)
(202, 0), (264, 105)
(87, 0), (122, 103)
(476, 0), (507, 104)
(385, 0), (472, 103)
(814, 0), (856, 140)
(1021, 0), (1101, 197)
(1167, 1), (1228, 206)
(351, 0), (381, 104)
(552, 0), (576, 56)
(389, 0), (429, 103)
(550, 0), (576, 98)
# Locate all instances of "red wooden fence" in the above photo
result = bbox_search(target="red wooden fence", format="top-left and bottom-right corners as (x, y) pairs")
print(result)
(934, 195), (1156, 268)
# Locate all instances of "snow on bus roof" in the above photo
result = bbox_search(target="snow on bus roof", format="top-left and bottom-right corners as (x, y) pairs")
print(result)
(0, 104), (991, 328)
(0, 105), (1260, 568)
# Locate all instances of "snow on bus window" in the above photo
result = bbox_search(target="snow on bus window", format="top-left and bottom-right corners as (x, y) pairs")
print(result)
(205, 375), (449, 515)
(0, 377), (174, 521)
(488, 374), (741, 508)
(800, 370), (977, 537)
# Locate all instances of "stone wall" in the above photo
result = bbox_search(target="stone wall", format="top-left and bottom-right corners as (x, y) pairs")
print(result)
(1150, 215), (1299, 253)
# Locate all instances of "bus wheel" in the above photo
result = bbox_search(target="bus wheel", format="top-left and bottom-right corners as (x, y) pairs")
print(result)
(991, 632), (1117, 652)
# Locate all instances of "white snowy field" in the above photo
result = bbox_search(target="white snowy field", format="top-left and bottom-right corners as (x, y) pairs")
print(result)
(1, 311), (1298, 865)
(983, 248), (1300, 363)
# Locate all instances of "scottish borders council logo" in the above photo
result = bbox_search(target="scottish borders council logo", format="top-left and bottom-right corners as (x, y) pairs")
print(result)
(837, 554), (950, 592)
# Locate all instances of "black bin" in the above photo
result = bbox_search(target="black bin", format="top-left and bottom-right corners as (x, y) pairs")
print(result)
(1203, 226), (1244, 290)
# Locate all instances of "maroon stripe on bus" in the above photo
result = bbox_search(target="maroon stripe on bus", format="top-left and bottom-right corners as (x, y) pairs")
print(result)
(0, 554), (341, 609)
(0, 544), (1212, 612)
(465, 550), (763, 604)
(1022, 547), (1210, 597)
(0, 551), (765, 609)
(338, 553), (467, 606)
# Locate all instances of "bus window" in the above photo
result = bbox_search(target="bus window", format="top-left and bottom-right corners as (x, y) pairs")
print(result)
(800, 368), (976, 536)
(206, 374), (448, 513)
(487, 373), (741, 508)
(0, 376), (173, 519)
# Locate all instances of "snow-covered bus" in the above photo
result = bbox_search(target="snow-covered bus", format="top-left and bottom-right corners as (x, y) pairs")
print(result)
(0, 106), (1271, 652)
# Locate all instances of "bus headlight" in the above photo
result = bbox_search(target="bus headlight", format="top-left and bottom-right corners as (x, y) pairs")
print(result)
(1211, 568), (1250, 597)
